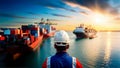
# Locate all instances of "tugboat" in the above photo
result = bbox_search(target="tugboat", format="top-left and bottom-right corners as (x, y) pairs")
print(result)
(73, 24), (97, 39)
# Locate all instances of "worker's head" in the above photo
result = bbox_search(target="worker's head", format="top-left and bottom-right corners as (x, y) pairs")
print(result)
(54, 30), (70, 52)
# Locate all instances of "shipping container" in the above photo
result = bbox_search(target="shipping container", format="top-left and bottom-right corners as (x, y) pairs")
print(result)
(11, 29), (16, 35)
(10, 29), (21, 35)
(30, 30), (37, 35)
(30, 30), (39, 37)
(0, 35), (5, 41)
(34, 33), (38, 38)
(40, 28), (45, 34)
(23, 33), (29, 37)
(30, 35), (35, 43)
(20, 29), (23, 34)
(31, 27), (38, 30)
(4, 29), (10, 35)
(17, 29), (21, 34)
(22, 30), (30, 34)
(22, 25), (29, 30)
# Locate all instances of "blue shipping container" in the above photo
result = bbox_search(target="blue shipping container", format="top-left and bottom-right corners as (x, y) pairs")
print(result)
(4, 29), (10, 35)
(30, 30), (37, 35)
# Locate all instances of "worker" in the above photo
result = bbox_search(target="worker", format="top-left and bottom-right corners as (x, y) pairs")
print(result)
(42, 30), (83, 68)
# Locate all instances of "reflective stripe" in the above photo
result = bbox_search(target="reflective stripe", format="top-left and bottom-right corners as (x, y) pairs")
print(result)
(47, 56), (51, 68)
(72, 57), (76, 68)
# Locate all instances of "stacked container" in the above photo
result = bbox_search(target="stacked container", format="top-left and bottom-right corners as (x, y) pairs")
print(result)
(30, 25), (40, 38)
(39, 23), (45, 29)
(10, 29), (20, 35)
(0, 35), (5, 45)
(39, 23), (51, 34)
(4, 29), (10, 35)
(22, 25), (30, 34)
(45, 24), (51, 33)
(30, 35), (34, 43)
(0, 35), (5, 41)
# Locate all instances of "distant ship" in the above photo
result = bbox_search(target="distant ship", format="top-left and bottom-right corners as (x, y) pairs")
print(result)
(73, 24), (97, 39)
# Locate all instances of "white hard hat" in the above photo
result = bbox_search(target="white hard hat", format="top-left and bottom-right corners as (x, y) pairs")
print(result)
(54, 30), (70, 46)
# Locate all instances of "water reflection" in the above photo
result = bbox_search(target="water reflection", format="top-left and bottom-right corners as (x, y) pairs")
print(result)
(104, 32), (111, 64)
(1, 32), (119, 68)
(80, 37), (102, 68)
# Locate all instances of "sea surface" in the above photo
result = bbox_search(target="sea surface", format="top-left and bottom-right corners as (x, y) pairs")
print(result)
(1, 32), (120, 68)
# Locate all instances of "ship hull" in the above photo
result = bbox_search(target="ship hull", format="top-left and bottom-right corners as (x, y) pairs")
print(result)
(43, 31), (55, 39)
(0, 34), (44, 61)
(73, 32), (96, 39)
(73, 32), (88, 39)
(28, 35), (43, 51)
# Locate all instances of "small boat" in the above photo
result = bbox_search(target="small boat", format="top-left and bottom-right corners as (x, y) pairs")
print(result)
(73, 24), (97, 39)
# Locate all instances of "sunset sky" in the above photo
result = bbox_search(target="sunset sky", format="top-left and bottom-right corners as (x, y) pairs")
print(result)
(0, 0), (120, 31)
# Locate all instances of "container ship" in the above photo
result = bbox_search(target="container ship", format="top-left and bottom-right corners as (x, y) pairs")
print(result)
(73, 24), (97, 39)
(0, 19), (56, 60)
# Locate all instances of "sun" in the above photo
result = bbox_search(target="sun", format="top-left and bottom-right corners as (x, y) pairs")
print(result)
(93, 13), (109, 24)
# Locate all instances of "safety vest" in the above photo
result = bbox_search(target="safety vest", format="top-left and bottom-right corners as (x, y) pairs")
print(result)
(47, 56), (76, 68)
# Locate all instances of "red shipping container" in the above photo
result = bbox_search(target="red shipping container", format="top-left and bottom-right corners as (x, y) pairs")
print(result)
(26, 30), (30, 33)
(11, 29), (19, 35)
(19, 29), (23, 36)
(11, 30), (15, 35)
(17, 29), (20, 34)
(23, 33), (28, 37)
(0, 36), (5, 41)
(20, 30), (23, 34)
(30, 35), (35, 43)
(31, 27), (38, 30)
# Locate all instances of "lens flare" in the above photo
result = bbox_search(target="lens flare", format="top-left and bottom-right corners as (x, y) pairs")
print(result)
(92, 13), (110, 24)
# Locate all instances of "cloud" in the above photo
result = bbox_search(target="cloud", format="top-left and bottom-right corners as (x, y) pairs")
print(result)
(49, 19), (62, 21)
(36, 0), (65, 9)
(63, 0), (119, 15)
(63, 1), (91, 12)
(80, 11), (88, 15)
(0, 13), (26, 19)
(27, 12), (41, 17)
(114, 16), (120, 20)
(0, 23), (21, 28)
(51, 13), (72, 18)
(68, 9), (78, 12)
(36, 0), (78, 13)
(63, 0), (109, 9)
(0, 13), (36, 19)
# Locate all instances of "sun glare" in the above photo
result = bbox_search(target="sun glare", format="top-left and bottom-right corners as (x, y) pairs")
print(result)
(93, 13), (109, 24)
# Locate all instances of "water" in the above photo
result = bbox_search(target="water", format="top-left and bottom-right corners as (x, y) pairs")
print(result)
(1, 32), (120, 68)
